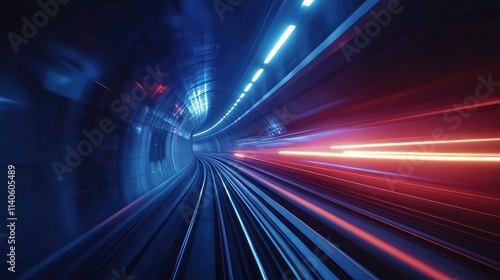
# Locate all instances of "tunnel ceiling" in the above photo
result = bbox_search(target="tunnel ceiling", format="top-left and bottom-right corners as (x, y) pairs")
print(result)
(1, 0), (369, 138)
(157, 0), (278, 132)
(1, 0), (281, 134)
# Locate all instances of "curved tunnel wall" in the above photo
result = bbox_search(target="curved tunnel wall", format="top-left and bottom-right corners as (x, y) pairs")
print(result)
(1, 46), (199, 270)
(0, 0), (207, 269)
(2, 0), (500, 276)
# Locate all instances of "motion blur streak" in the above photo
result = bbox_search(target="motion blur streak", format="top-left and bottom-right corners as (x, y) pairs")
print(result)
(349, 98), (500, 127)
(2, 0), (500, 279)
(243, 170), (453, 280)
(330, 138), (500, 149)
(280, 150), (500, 162)
(344, 152), (500, 157)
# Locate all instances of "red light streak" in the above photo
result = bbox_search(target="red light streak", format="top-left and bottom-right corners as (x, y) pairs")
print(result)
(246, 170), (454, 280)
(279, 151), (500, 162)
(330, 138), (500, 150)
(250, 156), (500, 218)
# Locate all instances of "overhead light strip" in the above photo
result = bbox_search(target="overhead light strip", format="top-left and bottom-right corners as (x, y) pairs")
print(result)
(194, 15), (304, 136)
(244, 83), (253, 92)
(251, 69), (264, 82)
(264, 25), (296, 64)
(194, 0), (380, 138)
(302, 0), (314, 7)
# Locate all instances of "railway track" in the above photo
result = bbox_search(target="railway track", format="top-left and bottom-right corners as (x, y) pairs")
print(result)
(19, 154), (499, 279)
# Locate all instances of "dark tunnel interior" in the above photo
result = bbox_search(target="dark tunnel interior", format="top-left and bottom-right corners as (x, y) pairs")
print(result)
(1, 0), (500, 279)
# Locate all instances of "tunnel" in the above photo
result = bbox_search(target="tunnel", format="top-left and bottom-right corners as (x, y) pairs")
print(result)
(1, 0), (500, 279)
